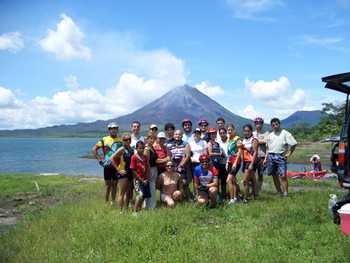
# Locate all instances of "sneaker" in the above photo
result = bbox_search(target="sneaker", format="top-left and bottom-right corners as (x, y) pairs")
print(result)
(282, 192), (288, 197)
(228, 198), (238, 205)
(242, 199), (248, 204)
(132, 212), (138, 217)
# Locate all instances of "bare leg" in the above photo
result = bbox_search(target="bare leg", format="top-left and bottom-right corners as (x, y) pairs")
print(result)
(117, 178), (129, 210)
(172, 190), (182, 203)
(105, 180), (112, 202)
(134, 196), (144, 212)
(272, 174), (282, 194)
(242, 170), (251, 200)
(280, 175), (288, 195)
(209, 187), (218, 208)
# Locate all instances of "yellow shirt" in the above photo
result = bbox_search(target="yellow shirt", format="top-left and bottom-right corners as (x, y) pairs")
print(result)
(96, 136), (125, 171)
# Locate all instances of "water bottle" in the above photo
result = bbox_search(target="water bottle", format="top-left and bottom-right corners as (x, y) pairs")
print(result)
(328, 194), (337, 216)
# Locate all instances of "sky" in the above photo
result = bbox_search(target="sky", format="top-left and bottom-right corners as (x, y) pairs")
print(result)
(0, 0), (350, 129)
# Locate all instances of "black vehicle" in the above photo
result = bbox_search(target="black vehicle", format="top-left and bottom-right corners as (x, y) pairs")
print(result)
(322, 73), (350, 224)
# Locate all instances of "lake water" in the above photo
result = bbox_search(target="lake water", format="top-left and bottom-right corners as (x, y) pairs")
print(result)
(0, 137), (314, 176)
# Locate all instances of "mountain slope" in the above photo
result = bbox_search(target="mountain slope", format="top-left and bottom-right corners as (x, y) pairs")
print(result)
(281, 110), (326, 128)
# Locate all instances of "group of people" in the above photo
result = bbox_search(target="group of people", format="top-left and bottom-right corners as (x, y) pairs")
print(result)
(92, 117), (297, 213)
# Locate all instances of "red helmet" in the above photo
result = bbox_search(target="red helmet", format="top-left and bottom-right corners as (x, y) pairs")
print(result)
(199, 154), (209, 162)
(253, 117), (264, 124)
(182, 118), (192, 126)
(208, 127), (217, 134)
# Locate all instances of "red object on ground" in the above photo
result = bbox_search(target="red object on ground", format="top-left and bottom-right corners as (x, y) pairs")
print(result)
(286, 170), (327, 179)
(338, 204), (350, 235)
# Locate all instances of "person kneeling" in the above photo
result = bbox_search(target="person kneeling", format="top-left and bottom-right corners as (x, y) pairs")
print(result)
(157, 161), (183, 208)
(194, 154), (218, 208)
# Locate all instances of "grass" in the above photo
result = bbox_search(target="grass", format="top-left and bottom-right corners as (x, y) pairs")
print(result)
(288, 142), (332, 165)
(0, 173), (350, 262)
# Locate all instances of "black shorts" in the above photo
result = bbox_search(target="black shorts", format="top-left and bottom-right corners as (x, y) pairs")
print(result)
(104, 165), (128, 181)
(198, 186), (209, 198)
(104, 165), (117, 181)
(242, 161), (257, 173)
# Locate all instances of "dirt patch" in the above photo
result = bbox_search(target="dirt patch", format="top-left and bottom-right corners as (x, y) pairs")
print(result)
(0, 192), (60, 235)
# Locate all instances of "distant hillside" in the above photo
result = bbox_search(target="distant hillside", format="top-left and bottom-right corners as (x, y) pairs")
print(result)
(281, 110), (326, 128)
(0, 86), (326, 137)
(0, 85), (250, 137)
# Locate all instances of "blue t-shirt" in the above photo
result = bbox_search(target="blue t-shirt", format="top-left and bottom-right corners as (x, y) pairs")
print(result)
(194, 165), (217, 187)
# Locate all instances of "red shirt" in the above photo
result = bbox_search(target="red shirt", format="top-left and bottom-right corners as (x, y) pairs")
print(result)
(130, 153), (149, 180)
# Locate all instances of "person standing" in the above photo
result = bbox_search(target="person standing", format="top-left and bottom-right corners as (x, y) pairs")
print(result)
(131, 141), (151, 213)
(226, 124), (242, 204)
(144, 133), (158, 209)
(198, 119), (210, 142)
(148, 124), (158, 137)
(241, 124), (259, 202)
(121, 134), (134, 207)
(154, 132), (172, 174)
(218, 127), (229, 200)
(92, 122), (123, 204)
(216, 117), (226, 144)
(253, 117), (269, 193)
(164, 122), (175, 147)
(131, 121), (144, 148)
(263, 118), (297, 197)
(182, 119), (193, 143)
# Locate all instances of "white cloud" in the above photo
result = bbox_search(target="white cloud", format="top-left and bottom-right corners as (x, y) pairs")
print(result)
(245, 76), (289, 101)
(195, 81), (225, 97)
(293, 35), (350, 54)
(39, 14), (91, 60)
(226, 0), (283, 20)
(0, 32), (24, 52)
(242, 104), (264, 119)
(0, 87), (21, 108)
(245, 76), (307, 115)
(0, 47), (187, 129)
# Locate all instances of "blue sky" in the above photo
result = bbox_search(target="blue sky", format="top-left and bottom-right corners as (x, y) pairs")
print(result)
(0, 0), (349, 129)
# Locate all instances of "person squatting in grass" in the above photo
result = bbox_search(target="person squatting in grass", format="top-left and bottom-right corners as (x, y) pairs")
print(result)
(130, 141), (151, 212)
(157, 160), (183, 208)
(263, 118), (297, 197)
(241, 124), (259, 202)
(225, 124), (243, 204)
(194, 154), (218, 208)
(92, 122), (123, 204)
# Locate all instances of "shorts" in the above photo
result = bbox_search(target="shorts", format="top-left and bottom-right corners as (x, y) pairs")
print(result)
(134, 180), (151, 198)
(227, 162), (241, 175)
(198, 186), (209, 198)
(160, 193), (172, 202)
(267, 153), (287, 177)
(242, 161), (257, 173)
(103, 165), (118, 181)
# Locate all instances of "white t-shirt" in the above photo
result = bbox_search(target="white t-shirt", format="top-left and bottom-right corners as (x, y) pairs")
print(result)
(131, 134), (145, 148)
(182, 132), (193, 144)
(219, 139), (228, 164)
(189, 139), (207, 163)
(253, 130), (269, 158)
(266, 129), (297, 154)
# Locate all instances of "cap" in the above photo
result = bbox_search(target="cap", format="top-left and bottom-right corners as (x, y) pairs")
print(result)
(208, 127), (217, 134)
(199, 154), (209, 162)
(182, 118), (192, 126)
(194, 127), (201, 133)
(157, 132), (166, 139)
(198, 119), (209, 125)
(107, 122), (119, 129)
(149, 124), (158, 129)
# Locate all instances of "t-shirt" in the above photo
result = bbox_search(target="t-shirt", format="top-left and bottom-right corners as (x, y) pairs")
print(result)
(219, 139), (228, 164)
(189, 139), (207, 163)
(182, 132), (193, 143)
(242, 136), (258, 162)
(131, 134), (144, 148)
(253, 130), (269, 158)
(227, 136), (241, 157)
(266, 129), (297, 154)
(194, 165), (217, 187)
(130, 153), (149, 180)
(95, 136), (123, 166)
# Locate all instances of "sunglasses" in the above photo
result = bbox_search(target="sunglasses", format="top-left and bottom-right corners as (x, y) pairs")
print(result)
(201, 161), (209, 164)
(166, 165), (175, 168)
(200, 124), (208, 127)
(123, 138), (131, 142)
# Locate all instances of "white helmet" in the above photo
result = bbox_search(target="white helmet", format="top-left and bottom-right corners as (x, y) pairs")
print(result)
(107, 122), (118, 129)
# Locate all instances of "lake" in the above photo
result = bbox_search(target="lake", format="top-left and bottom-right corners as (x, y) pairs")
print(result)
(0, 137), (312, 176)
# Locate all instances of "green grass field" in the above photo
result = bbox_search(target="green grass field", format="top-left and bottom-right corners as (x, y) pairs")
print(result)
(0, 173), (349, 262)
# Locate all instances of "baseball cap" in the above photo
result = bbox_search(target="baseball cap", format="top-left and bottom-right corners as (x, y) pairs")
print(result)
(150, 124), (158, 129)
(107, 122), (118, 129)
(157, 132), (166, 139)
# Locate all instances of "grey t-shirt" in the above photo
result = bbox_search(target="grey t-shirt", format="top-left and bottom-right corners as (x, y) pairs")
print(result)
(253, 130), (269, 158)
